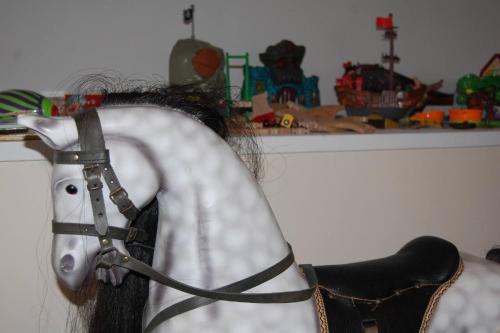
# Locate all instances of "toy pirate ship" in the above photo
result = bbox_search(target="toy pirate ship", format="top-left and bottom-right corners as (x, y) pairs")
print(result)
(335, 14), (446, 120)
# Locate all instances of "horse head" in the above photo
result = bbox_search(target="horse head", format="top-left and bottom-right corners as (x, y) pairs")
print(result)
(18, 109), (161, 289)
(19, 105), (318, 332)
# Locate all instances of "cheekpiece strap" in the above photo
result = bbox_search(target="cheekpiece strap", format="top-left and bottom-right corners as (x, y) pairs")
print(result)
(72, 109), (110, 237)
(53, 109), (139, 238)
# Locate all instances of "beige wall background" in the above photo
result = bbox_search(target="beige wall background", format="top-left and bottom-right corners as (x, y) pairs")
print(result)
(1, 147), (500, 331)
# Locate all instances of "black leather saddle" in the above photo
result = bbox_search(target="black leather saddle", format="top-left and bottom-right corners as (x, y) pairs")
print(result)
(313, 236), (462, 333)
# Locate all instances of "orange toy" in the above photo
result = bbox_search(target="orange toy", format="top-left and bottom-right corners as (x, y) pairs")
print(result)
(411, 111), (445, 127)
(192, 47), (221, 79)
(448, 109), (483, 124)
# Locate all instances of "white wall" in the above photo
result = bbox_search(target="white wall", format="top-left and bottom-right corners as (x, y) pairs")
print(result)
(261, 148), (500, 264)
(1, 147), (500, 332)
(1, 0), (499, 102)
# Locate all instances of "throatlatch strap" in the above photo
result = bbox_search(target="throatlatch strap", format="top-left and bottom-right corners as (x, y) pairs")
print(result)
(94, 243), (317, 332)
(105, 251), (316, 303)
(143, 264), (317, 333)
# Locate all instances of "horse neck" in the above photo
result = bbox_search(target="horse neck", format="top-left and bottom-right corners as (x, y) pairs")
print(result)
(99, 107), (290, 291)
(149, 121), (290, 291)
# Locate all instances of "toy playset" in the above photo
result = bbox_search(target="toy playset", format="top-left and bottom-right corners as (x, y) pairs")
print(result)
(334, 14), (450, 121)
(247, 40), (320, 108)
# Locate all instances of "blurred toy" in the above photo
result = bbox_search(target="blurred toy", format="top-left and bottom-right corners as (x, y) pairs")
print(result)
(169, 5), (225, 91)
(410, 111), (445, 128)
(247, 40), (320, 107)
(250, 92), (276, 127)
(183, 5), (195, 39)
(335, 14), (448, 120)
(448, 109), (483, 125)
(275, 101), (375, 134)
(480, 54), (500, 77)
(280, 114), (294, 128)
(249, 92), (372, 133)
(0, 89), (59, 123)
(456, 74), (500, 125)
(169, 39), (225, 91)
(224, 53), (251, 116)
(65, 94), (103, 114)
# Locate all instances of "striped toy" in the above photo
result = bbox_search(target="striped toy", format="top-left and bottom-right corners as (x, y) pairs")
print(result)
(0, 90), (58, 122)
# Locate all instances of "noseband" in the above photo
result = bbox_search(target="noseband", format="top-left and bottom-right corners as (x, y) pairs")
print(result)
(52, 109), (317, 332)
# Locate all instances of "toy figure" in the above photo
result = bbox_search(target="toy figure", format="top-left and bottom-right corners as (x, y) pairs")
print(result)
(248, 40), (320, 108)
(456, 74), (500, 125)
(0, 89), (58, 122)
(335, 14), (451, 120)
(169, 5), (226, 92)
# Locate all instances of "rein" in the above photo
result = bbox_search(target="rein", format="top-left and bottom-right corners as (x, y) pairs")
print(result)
(52, 109), (317, 332)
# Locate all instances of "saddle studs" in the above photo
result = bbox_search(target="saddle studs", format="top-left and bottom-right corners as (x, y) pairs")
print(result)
(73, 154), (79, 161)
(122, 256), (129, 263)
(101, 239), (109, 246)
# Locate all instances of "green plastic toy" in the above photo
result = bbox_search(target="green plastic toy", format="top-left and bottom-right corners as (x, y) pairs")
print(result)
(0, 89), (58, 123)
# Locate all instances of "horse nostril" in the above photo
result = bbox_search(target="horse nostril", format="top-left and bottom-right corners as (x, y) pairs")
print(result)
(60, 254), (75, 273)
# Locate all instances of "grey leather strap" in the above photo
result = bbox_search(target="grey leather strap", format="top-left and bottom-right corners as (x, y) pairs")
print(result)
(53, 108), (139, 229)
(97, 246), (317, 304)
(72, 110), (110, 236)
(52, 221), (148, 243)
(101, 163), (138, 221)
(82, 164), (109, 236)
(54, 150), (110, 164)
(143, 264), (317, 333)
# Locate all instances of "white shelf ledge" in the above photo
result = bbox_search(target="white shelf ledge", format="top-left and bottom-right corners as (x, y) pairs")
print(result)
(2, 128), (500, 162)
(258, 128), (500, 154)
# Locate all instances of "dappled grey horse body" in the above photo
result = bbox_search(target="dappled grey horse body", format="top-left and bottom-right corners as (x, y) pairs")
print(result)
(18, 106), (500, 332)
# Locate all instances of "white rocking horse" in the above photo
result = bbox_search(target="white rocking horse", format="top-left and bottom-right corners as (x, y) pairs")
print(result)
(18, 102), (500, 333)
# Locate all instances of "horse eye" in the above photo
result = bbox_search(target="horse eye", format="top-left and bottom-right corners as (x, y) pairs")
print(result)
(66, 184), (78, 195)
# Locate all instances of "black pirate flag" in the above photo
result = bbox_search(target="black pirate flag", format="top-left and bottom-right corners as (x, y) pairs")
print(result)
(183, 5), (194, 24)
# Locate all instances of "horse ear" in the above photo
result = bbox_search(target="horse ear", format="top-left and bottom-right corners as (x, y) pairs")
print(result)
(17, 115), (78, 150)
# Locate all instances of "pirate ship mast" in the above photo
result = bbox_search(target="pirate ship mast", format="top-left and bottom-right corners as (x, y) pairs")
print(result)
(378, 13), (399, 91)
(335, 14), (430, 120)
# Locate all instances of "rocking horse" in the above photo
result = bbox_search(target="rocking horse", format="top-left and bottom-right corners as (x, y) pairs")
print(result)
(18, 87), (500, 333)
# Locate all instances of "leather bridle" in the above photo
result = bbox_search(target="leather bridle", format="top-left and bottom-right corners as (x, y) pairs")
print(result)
(52, 109), (317, 332)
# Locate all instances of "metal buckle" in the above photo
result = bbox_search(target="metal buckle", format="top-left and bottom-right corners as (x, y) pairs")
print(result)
(83, 165), (101, 180)
(83, 165), (103, 190)
(109, 186), (129, 205)
(125, 227), (138, 243)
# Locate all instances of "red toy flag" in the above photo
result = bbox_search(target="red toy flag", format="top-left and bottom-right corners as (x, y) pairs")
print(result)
(376, 16), (393, 29)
